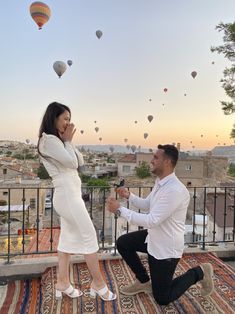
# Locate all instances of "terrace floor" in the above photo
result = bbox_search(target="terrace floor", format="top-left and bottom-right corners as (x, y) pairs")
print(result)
(0, 251), (235, 314)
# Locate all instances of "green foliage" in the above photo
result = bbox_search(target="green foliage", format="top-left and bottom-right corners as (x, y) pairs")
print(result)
(80, 173), (91, 183)
(135, 161), (151, 178)
(37, 164), (50, 179)
(228, 163), (235, 177)
(107, 156), (115, 163)
(6, 151), (12, 156)
(211, 22), (235, 138)
(86, 178), (110, 192)
(12, 153), (24, 160)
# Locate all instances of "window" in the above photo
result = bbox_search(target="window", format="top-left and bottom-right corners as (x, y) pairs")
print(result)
(2, 191), (8, 196)
(225, 233), (232, 241)
(185, 165), (192, 171)
(122, 165), (131, 173)
(187, 182), (192, 187)
(3, 169), (7, 175)
(30, 198), (36, 209)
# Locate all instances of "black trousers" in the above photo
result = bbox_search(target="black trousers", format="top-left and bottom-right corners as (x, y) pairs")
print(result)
(117, 229), (203, 305)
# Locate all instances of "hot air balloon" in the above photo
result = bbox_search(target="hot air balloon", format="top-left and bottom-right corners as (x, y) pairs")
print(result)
(200, 134), (203, 138)
(95, 127), (99, 133)
(29, 2), (51, 30)
(184, 93), (187, 96)
(191, 71), (197, 79)
(53, 61), (67, 78)
(25, 139), (30, 144)
(99, 137), (102, 141)
(109, 146), (114, 153)
(147, 115), (153, 123)
(94, 120), (97, 123)
(144, 133), (148, 139)
(126, 144), (130, 150)
(149, 98), (152, 102)
(134, 120), (138, 124)
(163, 88), (168, 93)
(124, 138), (128, 143)
(131, 145), (136, 153)
(149, 148), (153, 153)
(96, 30), (103, 39)
(212, 61), (215, 65)
(67, 60), (73, 67)
(80, 130), (84, 134)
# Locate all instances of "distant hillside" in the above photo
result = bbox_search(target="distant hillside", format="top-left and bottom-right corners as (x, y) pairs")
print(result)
(211, 145), (235, 157)
(77, 145), (150, 153)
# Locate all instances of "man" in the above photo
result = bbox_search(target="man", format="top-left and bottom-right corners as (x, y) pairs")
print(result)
(107, 144), (214, 305)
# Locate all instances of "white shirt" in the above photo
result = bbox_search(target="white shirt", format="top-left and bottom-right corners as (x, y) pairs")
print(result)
(119, 173), (190, 259)
(38, 132), (84, 178)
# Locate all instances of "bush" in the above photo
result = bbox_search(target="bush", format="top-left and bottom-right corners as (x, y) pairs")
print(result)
(228, 163), (235, 177)
(135, 161), (151, 178)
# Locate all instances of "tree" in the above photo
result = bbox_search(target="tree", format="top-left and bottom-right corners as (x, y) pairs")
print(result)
(86, 178), (110, 192)
(228, 163), (235, 177)
(135, 161), (151, 178)
(37, 164), (50, 179)
(211, 22), (235, 139)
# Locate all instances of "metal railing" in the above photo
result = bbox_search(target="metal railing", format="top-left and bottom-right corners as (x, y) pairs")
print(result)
(0, 185), (234, 264)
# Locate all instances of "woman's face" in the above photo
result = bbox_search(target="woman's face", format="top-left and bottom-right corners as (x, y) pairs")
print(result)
(55, 110), (71, 134)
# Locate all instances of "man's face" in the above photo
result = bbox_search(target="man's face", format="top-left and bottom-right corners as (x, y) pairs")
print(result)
(150, 149), (167, 176)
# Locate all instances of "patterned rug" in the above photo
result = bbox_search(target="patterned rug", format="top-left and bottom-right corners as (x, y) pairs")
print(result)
(0, 253), (234, 313)
(40, 253), (235, 314)
(0, 278), (41, 314)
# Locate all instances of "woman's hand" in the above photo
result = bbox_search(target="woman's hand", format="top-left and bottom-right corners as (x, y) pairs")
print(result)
(61, 123), (76, 142)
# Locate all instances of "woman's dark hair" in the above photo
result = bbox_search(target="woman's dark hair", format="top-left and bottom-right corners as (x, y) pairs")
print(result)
(37, 102), (71, 154)
(158, 144), (179, 167)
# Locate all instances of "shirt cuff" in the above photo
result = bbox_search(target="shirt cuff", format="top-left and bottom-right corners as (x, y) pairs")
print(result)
(119, 206), (132, 219)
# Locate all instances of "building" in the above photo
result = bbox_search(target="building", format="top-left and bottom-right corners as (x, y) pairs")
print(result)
(117, 154), (137, 176)
(117, 152), (228, 186)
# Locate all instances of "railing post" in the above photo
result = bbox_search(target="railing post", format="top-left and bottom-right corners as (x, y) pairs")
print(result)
(202, 187), (207, 251)
(5, 189), (12, 264)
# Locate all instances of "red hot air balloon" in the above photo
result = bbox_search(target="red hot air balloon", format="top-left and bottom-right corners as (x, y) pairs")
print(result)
(163, 88), (168, 93)
(29, 2), (51, 30)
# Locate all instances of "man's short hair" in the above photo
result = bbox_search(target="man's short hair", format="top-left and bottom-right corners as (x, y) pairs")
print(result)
(158, 144), (179, 167)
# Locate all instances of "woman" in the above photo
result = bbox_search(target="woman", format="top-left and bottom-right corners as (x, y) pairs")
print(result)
(38, 102), (116, 301)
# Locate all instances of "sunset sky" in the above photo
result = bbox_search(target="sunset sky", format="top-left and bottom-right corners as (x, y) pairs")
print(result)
(0, 0), (235, 151)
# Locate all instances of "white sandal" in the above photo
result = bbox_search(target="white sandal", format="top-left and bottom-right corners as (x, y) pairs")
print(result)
(55, 284), (83, 299)
(90, 285), (116, 301)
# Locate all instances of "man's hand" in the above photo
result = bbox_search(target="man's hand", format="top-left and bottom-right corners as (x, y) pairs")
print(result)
(115, 187), (130, 199)
(106, 197), (120, 214)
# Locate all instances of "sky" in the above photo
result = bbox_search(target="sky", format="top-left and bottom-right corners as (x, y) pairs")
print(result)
(0, 0), (235, 151)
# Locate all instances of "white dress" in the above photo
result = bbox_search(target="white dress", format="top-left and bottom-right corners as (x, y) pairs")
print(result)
(39, 132), (99, 254)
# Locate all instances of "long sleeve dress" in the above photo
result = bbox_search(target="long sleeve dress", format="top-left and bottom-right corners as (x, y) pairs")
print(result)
(39, 132), (99, 254)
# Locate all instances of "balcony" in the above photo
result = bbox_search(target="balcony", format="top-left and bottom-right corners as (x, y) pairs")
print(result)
(0, 185), (235, 313)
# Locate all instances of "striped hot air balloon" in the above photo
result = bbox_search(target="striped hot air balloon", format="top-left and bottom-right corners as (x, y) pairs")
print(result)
(30, 2), (51, 30)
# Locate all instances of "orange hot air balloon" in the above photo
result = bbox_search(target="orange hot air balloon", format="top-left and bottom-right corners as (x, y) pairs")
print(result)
(163, 88), (168, 93)
(30, 2), (51, 30)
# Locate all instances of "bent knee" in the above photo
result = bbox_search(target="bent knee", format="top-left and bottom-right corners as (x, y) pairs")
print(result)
(117, 234), (128, 248)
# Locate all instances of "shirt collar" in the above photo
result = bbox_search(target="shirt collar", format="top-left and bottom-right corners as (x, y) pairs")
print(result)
(155, 172), (176, 188)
